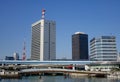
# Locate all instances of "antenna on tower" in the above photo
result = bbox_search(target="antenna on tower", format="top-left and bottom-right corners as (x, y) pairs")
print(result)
(42, 9), (46, 19)
(22, 40), (26, 60)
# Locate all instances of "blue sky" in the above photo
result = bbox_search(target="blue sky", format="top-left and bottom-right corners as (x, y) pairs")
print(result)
(0, 0), (120, 59)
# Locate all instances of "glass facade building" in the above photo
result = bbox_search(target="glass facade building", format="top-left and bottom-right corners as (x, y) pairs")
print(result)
(90, 36), (117, 61)
(72, 32), (88, 61)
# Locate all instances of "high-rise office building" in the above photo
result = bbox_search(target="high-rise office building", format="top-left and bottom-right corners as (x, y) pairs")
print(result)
(72, 32), (88, 60)
(90, 36), (117, 61)
(13, 52), (19, 60)
(31, 9), (56, 61)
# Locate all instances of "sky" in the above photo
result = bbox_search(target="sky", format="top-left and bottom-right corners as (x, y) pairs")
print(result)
(0, 0), (120, 59)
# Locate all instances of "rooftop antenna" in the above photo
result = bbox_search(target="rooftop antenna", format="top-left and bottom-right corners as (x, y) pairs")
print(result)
(41, 9), (46, 19)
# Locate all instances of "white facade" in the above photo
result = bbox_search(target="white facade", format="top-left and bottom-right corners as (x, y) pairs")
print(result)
(90, 36), (117, 61)
(31, 19), (56, 61)
(13, 52), (19, 60)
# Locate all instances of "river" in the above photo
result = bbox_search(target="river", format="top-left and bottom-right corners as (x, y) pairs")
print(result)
(0, 76), (120, 82)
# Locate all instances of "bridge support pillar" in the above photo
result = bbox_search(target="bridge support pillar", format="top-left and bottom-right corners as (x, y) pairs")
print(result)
(2, 63), (4, 66)
(72, 64), (75, 70)
(63, 66), (65, 69)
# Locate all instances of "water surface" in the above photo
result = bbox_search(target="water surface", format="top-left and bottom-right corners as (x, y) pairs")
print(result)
(0, 76), (120, 82)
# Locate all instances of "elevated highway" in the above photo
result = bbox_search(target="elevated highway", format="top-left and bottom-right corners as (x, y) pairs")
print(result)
(0, 60), (93, 65)
(0, 60), (119, 65)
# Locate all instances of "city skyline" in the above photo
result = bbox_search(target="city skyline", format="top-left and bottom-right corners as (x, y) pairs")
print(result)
(0, 0), (120, 59)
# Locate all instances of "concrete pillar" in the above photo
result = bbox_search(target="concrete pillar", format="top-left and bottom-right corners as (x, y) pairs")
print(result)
(48, 67), (51, 69)
(2, 63), (4, 66)
(72, 64), (75, 70)
(63, 66), (65, 69)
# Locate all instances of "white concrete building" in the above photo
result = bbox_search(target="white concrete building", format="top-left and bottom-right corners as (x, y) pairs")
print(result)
(31, 9), (56, 61)
(13, 52), (19, 60)
(90, 36), (117, 61)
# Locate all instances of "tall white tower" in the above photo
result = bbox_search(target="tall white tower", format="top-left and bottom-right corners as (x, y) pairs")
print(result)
(31, 9), (56, 61)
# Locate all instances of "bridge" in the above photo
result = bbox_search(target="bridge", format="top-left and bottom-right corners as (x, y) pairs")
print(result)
(0, 60), (119, 65)
(0, 60), (93, 65)
(19, 68), (108, 77)
(0, 60), (115, 78)
(0, 60), (92, 71)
